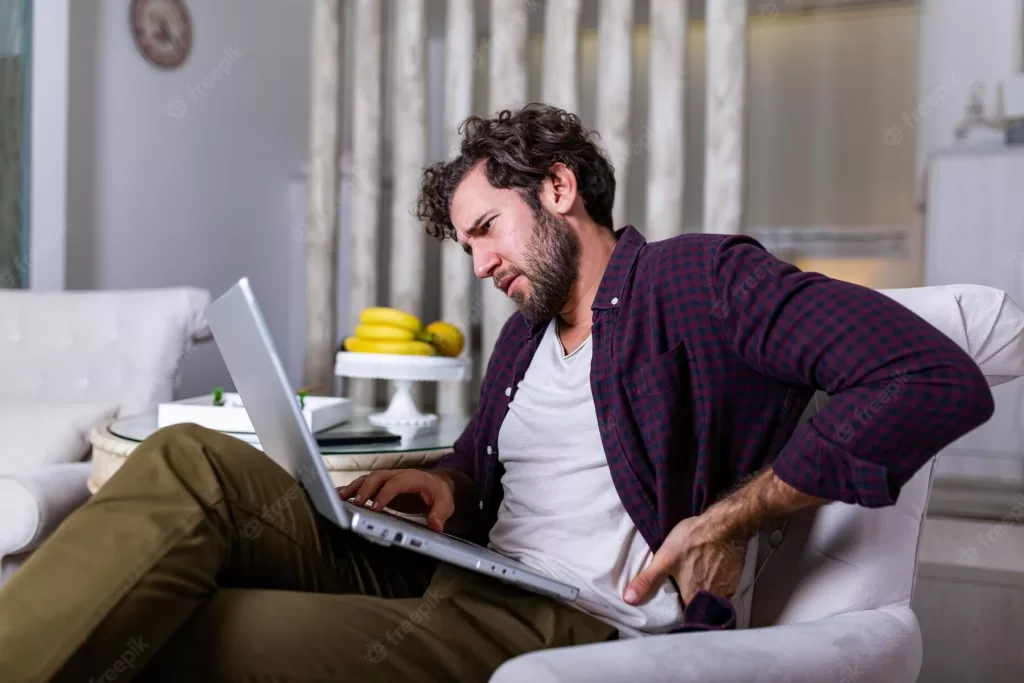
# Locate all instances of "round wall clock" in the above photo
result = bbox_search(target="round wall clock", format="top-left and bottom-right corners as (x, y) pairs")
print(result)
(130, 0), (193, 70)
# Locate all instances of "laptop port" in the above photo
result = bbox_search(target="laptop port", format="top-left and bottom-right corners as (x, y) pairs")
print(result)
(409, 539), (422, 548)
(394, 532), (404, 544)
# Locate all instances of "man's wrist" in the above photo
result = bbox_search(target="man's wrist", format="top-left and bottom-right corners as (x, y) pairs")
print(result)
(698, 465), (828, 542)
(698, 496), (763, 542)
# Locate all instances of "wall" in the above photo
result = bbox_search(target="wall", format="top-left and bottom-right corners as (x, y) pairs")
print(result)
(65, 0), (930, 400)
(916, 0), (1023, 183)
(67, 0), (311, 399)
(455, 3), (921, 237)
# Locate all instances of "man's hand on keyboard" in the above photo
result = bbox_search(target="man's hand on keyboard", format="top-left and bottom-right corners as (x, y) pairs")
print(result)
(337, 469), (456, 532)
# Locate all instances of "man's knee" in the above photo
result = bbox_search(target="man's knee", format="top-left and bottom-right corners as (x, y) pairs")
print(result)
(147, 422), (218, 448)
(117, 423), (257, 491)
(143, 423), (226, 468)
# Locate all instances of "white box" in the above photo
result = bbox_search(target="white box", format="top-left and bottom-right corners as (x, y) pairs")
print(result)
(157, 392), (352, 433)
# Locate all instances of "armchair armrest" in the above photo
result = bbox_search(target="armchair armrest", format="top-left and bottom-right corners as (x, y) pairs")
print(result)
(0, 463), (92, 558)
(490, 605), (922, 683)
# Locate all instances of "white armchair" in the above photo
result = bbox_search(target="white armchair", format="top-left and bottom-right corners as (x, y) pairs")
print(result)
(491, 284), (1024, 683)
(0, 287), (211, 582)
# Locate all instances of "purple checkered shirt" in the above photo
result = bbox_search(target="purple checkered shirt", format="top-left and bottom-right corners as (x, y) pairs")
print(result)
(433, 225), (993, 632)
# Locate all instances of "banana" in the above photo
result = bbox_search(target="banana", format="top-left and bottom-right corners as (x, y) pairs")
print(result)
(359, 307), (422, 332)
(343, 337), (436, 355)
(425, 321), (465, 358)
(354, 324), (421, 341)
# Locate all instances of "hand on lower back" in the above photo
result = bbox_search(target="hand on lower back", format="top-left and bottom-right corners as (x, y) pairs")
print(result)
(622, 514), (747, 606)
(337, 469), (456, 532)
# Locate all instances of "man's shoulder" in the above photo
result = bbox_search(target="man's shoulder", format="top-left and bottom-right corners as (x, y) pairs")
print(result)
(638, 231), (767, 261)
(634, 232), (772, 283)
(633, 232), (723, 283)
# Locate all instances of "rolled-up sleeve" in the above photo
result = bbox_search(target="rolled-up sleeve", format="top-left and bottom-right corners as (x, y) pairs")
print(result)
(709, 235), (995, 506)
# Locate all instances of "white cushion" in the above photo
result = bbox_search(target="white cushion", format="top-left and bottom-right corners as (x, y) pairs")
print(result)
(492, 605), (922, 683)
(0, 463), (92, 567)
(0, 287), (210, 415)
(879, 284), (1024, 385)
(750, 460), (934, 626)
(0, 478), (39, 562)
(0, 402), (117, 474)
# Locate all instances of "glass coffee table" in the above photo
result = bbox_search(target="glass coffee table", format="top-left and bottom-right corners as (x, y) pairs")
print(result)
(87, 407), (470, 493)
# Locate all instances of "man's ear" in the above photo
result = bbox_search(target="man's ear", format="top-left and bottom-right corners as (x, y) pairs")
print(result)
(544, 162), (578, 216)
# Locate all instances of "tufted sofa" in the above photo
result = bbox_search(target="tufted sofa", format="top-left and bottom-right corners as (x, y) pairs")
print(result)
(0, 287), (211, 582)
(491, 283), (1024, 683)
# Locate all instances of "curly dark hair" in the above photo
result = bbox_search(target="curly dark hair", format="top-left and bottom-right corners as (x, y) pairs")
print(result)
(416, 103), (616, 241)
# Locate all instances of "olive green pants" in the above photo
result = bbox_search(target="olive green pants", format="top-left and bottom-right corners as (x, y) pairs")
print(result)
(0, 424), (615, 682)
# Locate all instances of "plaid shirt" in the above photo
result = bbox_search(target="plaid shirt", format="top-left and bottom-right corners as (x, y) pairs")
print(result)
(434, 225), (994, 632)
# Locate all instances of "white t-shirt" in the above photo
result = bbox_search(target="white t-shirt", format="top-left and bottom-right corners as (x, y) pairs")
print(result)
(487, 319), (687, 636)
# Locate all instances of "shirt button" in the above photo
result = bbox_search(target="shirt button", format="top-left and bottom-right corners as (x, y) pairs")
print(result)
(769, 529), (784, 548)
(505, 386), (512, 397)
(479, 500), (484, 510)
(611, 297), (619, 305)
(486, 445), (493, 455)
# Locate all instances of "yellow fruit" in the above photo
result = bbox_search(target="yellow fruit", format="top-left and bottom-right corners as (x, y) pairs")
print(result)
(343, 337), (436, 355)
(354, 324), (420, 342)
(359, 307), (422, 332)
(425, 321), (465, 358)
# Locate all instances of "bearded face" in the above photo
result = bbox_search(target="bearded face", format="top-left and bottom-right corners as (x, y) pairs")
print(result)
(495, 205), (581, 322)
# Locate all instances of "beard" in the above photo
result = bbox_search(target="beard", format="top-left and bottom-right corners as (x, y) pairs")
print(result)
(498, 207), (581, 323)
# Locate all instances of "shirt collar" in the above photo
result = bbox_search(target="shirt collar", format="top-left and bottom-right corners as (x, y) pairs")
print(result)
(591, 225), (646, 310)
(511, 224), (647, 338)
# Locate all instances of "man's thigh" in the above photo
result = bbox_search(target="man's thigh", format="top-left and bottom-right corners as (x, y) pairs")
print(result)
(141, 564), (616, 683)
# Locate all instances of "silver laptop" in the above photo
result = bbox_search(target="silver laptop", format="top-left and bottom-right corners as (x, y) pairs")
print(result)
(205, 277), (579, 602)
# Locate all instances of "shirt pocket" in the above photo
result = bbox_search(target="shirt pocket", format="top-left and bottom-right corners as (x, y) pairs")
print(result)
(619, 339), (705, 460)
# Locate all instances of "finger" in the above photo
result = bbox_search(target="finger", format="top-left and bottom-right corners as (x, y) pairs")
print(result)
(337, 475), (367, 499)
(353, 470), (398, 505)
(370, 473), (424, 512)
(425, 490), (455, 533)
(623, 553), (673, 605)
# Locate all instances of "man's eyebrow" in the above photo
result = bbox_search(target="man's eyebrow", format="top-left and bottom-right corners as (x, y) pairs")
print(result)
(457, 212), (492, 255)
(467, 212), (492, 235)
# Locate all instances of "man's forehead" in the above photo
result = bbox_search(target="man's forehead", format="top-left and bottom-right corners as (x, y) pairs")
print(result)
(451, 168), (495, 232)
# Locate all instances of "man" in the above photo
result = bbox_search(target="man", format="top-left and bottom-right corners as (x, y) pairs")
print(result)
(0, 104), (993, 682)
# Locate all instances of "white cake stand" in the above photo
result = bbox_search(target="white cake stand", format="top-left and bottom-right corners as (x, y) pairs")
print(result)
(334, 352), (472, 429)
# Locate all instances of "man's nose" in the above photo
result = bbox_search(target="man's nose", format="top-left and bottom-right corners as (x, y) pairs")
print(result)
(473, 249), (499, 280)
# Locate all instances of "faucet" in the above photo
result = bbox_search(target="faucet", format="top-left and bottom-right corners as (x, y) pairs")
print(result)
(954, 82), (1004, 141)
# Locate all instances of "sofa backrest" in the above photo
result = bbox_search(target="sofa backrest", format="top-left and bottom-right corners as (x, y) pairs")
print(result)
(0, 288), (210, 416)
(750, 392), (935, 626)
(750, 283), (1023, 626)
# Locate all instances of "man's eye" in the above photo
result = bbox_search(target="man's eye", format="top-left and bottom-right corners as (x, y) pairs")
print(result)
(483, 218), (495, 231)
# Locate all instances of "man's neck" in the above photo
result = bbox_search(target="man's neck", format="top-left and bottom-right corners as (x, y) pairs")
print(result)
(558, 223), (618, 332)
